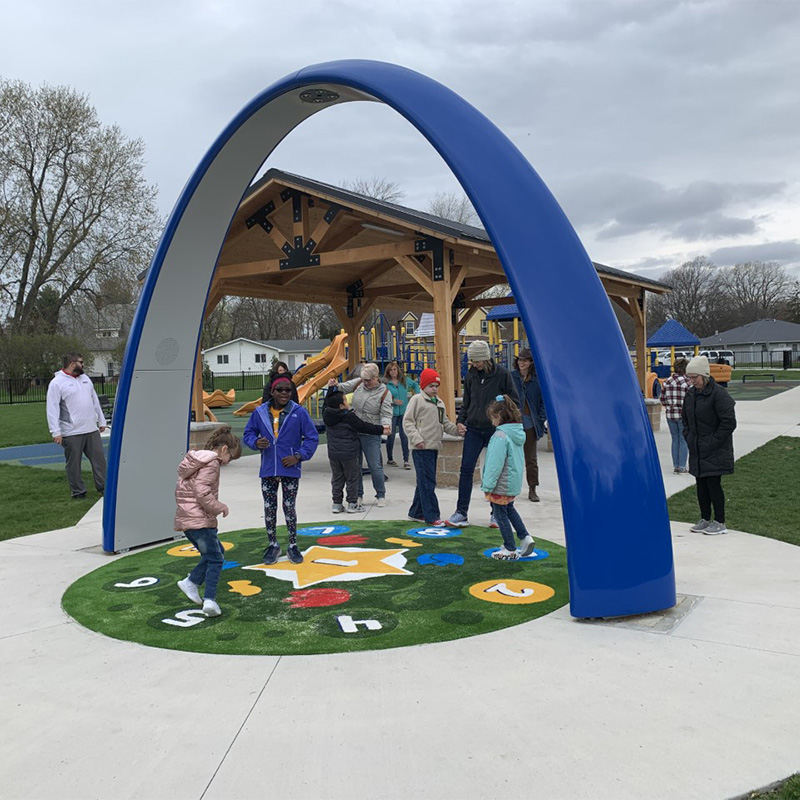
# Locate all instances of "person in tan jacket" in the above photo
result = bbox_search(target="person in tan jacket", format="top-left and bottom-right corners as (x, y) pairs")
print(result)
(403, 368), (462, 526)
(174, 426), (241, 617)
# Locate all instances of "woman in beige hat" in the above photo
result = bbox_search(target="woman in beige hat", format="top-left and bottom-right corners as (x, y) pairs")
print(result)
(682, 355), (737, 535)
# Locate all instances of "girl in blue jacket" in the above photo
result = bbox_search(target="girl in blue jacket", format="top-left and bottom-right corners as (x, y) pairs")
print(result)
(243, 376), (319, 565)
(481, 395), (536, 561)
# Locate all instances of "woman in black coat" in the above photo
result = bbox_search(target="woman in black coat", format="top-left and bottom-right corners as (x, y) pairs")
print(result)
(682, 356), (736, 535)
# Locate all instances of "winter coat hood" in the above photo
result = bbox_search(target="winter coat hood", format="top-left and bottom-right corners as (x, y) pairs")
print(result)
(177, 450), (220, 479)
(497, 422), (526, 446)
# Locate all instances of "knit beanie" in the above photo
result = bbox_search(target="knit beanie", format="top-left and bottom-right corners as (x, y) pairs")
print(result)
(419, 368), (441, 390)
(468, 340), (491, 362)
(685, 355), (710, 377)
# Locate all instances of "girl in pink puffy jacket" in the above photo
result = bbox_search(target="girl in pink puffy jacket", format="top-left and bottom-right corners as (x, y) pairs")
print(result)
(174, 426), (241, 617)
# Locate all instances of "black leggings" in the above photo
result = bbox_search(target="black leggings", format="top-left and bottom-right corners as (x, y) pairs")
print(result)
(696, 475), (725, 523)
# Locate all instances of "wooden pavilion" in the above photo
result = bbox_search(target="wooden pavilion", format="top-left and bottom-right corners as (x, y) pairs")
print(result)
(195, 169), (670, 419)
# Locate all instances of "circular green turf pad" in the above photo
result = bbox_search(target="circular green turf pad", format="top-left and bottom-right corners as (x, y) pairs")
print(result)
(62, 521), (569, 655)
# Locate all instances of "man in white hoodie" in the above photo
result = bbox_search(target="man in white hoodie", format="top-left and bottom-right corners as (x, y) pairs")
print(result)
(46, 353), (107, 499)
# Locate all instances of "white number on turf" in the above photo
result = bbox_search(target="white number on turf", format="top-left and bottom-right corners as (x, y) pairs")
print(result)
(313, 558), (358, 567)
(162, 609), (207, 628)
(337, 615), (382, 633)
(484, 583), (535, 598)
(114, 577), (159, 589)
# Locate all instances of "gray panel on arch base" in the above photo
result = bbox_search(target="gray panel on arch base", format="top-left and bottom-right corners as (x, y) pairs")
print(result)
(109, 85), (374, 551)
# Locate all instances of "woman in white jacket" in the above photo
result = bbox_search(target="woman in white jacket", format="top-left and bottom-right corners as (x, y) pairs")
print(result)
(329, 363), (392, 506)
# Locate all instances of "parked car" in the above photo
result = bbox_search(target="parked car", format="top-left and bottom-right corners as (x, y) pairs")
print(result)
(655, 349), (693, 366)
(700, 350), (735, 366)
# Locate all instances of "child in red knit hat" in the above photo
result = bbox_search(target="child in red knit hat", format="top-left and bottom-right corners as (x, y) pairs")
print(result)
(402, 368), (462, 526)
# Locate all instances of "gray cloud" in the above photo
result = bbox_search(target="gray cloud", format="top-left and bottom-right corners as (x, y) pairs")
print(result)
(0, 0), (798, 279)
(555, 173), (784, 242)
(708, 240), (800, 267)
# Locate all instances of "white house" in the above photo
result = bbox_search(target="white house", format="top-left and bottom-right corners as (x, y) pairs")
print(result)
(202, 338), (331, 375)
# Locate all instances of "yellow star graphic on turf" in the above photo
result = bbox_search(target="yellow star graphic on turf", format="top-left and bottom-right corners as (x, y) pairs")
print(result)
(243, 546), (412, 589)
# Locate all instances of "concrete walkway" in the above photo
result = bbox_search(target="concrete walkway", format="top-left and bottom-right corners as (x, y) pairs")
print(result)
(2, 388), (799, 800)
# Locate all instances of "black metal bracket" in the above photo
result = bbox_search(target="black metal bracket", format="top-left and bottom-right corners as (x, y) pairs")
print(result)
(346, 279), (364, 298)
(347, 296), (363, 319)
(414, 236), (445, 281)
(245, 200), (276, 234)
(279, 236), (320, 270)
(451, 292), (466, 325)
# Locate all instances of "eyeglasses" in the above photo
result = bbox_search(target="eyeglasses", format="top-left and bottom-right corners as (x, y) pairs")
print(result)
(273, 386), (292, 393)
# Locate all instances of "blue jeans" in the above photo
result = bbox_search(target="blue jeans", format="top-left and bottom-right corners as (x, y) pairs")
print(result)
(490, 501), (530, 551)
(409, 449), (440, 523)
(185, 527), (224, 601)
(456, 427), (495, 515)
(386, 415), (409, 463)
(358, 433), (385, 499)
(667, 419), (688, 470)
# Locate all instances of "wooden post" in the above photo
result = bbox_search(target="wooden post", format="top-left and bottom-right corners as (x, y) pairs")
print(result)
(191, 340), (205, 424)
(432, 270), (456, 420)
(633, 289), (647, 393)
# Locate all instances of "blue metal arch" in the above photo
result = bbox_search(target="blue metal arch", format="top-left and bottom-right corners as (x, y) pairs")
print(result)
(105, 60), (675, 618)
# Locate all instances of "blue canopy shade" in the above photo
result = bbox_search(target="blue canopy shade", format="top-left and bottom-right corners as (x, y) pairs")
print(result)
(647, 319), (700, 348)
(486, 295), (518, 320)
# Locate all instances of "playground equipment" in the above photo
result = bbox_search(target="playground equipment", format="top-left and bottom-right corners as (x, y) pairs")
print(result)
(104, 60), (674, 619)
(203, 388), (235, 408)
(232, 331), (350, 416)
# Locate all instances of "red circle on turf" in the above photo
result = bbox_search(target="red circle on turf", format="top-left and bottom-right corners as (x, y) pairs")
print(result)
(283, 588), (351, 608)
(320, 534), (367, 546)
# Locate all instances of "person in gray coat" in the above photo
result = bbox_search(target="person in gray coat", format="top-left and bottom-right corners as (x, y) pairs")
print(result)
(682, 355), (737, 535)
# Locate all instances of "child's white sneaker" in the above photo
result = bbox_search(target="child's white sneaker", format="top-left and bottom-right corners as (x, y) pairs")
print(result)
(491, 546), (519, 561)
(202, 599), (222, 617)
(376, 498), (387, 508)
(517, 535), (536, 558)
(177, 576), (202, 605)
(332, 502), (344, 514)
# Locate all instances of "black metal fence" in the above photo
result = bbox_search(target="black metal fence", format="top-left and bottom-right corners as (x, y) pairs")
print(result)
(0, 376), (119, 405)
(203, 372), (273, 392)
(733, 350), (800, 370)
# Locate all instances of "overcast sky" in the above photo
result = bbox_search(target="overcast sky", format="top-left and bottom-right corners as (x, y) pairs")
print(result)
(2, 0), (798, 279)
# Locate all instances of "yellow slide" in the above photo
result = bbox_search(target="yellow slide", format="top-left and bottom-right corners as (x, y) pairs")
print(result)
(233, 332), (349, 416)
(203, 388), (235, 408)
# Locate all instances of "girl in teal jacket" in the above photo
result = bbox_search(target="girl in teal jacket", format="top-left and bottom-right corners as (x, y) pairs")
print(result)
(383, 361), (420, 469)
(481, 395), (536, 560)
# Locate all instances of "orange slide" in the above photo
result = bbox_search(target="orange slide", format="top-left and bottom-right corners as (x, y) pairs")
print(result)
(233, 332), (349, 416)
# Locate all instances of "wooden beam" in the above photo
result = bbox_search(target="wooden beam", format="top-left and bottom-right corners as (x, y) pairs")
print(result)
(600, 277), (643, 299)
(610, 296), (633, 316)
(449, 264), (467, 303)
(216, 238), (421, 281)
(395, 254), (434, 296)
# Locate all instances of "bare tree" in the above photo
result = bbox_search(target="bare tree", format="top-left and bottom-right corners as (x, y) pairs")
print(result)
(648, 257), (729, 337)
(0, 79), (160, 335)
(426, 191), (478, 226)
(721, 261), (792, 323)
(340, 176), (404, 203)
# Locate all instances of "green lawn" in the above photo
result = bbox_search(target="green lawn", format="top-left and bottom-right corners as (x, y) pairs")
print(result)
(750, 775), (800, 799)
(667, 437), (800, 546)
(731, 369), (800, 381)
(0, 403), (53, 448)
(0, 463), (99, 541)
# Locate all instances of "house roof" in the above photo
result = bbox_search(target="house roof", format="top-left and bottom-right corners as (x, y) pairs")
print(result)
(698, 319), (800, 347)
(202, 337), (330, 354)
(260, 339), (331, 352)
(647, 319), (700, 348)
